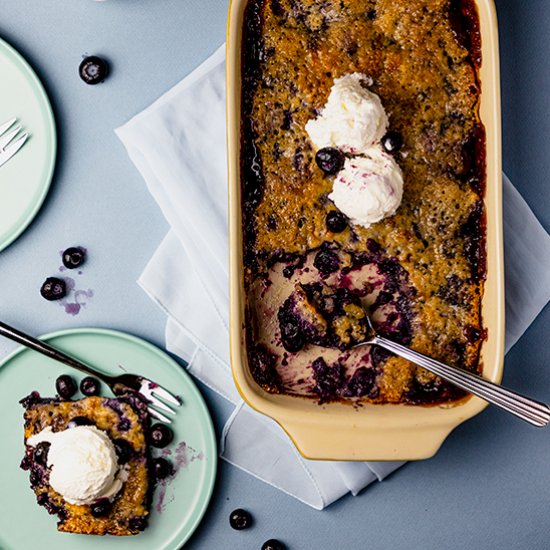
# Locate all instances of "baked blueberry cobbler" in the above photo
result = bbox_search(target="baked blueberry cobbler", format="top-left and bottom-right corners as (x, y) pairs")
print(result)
(241, 0), (486, 404)
(20, 390), (152, 536)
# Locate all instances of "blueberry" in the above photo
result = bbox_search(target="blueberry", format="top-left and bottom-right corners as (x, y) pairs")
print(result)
(128, 517), (148, 532)
(344, 367), (377, 398)
(33, 442), (51, 467)
(117, 418), (131, 432)
(382, 131), (403, 153)
(90, 498), (112, 517)
(367, 239), (381, 253)
(113, 438), (134, 465)
(311, 357), (345, 403)
(313, 248), (340, 275)
(149, 424), (174, 448)
(315, 147), (345, 175)
(62, 247), (86, 269)
(229, 508), (253, 530)
(19, 391), (42, 408)
(262, 539), (286, 550)
(20, 454), (32, 470)
(40, 277), (66, 301)
(366, 9), (377, 20)
(79, 56), (108, 85)
(29, 470), (40, 487)
(43, 499), (60, 516)
(465, 325), (481, 343)
(325, 211), (348, 233)
(55, 374), (77, 399)
(80, 376), (101, 396)
(68, 416), (94, 428)
(279, 318), (305, 353)
(36, 493), (49, 506)
(153, 457), (174, 480)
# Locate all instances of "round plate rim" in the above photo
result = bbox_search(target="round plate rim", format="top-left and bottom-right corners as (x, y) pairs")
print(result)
(0, 326), (217, 549)
(0, 35), (57, 253)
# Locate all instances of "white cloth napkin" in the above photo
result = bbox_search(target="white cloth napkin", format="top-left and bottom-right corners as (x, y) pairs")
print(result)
(116, 44), (550, 510)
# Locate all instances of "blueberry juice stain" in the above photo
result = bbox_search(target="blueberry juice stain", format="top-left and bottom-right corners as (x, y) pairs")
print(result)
(59, 279), (94, 316)
(56, 255), (94, 315)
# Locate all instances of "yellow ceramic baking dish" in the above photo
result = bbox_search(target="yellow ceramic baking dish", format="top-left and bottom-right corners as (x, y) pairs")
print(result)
(227, 0), (504, 461)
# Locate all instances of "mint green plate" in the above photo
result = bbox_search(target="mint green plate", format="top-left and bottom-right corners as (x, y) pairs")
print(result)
(0, 328), (217, 550)
(0, 37), (56, 252)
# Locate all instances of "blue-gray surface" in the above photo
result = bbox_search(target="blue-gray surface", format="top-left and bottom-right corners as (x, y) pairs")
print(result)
(0, 1), (549, 549)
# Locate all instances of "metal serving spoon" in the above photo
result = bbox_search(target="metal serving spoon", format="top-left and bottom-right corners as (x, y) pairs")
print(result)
(354, 315), (550, 427)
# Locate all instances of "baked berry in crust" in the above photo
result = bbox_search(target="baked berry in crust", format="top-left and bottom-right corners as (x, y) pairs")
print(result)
(20, 393), (151, 536)
(241, 0), (486, 404)
(278, 281), (369, 352)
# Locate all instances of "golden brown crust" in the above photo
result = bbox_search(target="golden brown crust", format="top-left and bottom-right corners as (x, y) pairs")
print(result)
(241, 0), (486, 404)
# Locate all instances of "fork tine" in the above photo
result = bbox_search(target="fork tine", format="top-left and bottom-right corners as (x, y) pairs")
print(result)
(151, 385), (182, 406)
(148, 406), (173, 424)
(0, 126), (22, 151)
(148, 394), (177, 415)
(0, 133), (29, 167)
(7, 133), (28, 154)
(0, 118), (16, 137)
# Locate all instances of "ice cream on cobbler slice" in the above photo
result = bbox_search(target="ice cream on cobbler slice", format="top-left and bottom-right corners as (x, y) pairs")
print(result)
(20, 393), (151, 536)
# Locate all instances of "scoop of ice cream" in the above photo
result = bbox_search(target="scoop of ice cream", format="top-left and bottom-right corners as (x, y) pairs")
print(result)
(328, 149), (403, 227)
(27, 425), (124, 505)
(305, 73), (388, 154)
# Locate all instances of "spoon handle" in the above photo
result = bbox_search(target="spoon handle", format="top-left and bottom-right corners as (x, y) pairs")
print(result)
(372, 335), (550, 427)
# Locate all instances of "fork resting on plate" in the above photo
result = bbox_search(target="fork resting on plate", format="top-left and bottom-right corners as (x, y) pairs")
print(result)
(0, 321), (181, 423)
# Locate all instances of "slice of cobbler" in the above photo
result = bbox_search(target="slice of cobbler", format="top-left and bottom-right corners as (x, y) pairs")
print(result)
(278, 282), (369, 352)
(20, 392), (151, 536)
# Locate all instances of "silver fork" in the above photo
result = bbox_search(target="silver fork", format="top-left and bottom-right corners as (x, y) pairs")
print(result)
(354, 314), (550, 427)
(0, 321), (181, 423)
(0, 118), (29, 168)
